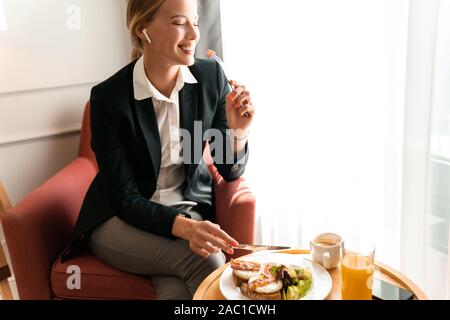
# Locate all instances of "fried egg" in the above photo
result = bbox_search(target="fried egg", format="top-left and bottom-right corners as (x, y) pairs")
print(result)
(233, 269), (261, 280)
(248, 274), (283, 294)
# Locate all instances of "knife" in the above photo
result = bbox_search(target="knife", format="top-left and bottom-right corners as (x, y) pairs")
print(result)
(233, 244), (291, 251)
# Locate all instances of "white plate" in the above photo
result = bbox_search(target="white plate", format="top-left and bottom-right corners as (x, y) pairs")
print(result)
(220, 252), (332, 300)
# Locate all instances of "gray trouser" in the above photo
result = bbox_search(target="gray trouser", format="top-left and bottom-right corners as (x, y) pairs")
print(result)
(88, 205), (226, 300)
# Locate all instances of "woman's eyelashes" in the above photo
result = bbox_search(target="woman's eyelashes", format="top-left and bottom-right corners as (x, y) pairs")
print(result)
(173, 21), (199, 27)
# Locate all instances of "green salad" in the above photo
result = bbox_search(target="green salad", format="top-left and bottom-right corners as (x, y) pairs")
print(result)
(266, 264), (313, 300)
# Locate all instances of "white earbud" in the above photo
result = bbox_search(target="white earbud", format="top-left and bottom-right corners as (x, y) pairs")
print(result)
(142, 29), (152, 44)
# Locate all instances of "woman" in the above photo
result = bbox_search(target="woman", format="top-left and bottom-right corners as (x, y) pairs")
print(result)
(64, 0), (255, 300)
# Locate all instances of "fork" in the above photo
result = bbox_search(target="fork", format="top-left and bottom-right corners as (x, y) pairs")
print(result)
(207, 49), (250, 118)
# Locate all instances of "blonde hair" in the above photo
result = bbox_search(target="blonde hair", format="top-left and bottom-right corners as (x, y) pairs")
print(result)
(127, 0), (166, 60)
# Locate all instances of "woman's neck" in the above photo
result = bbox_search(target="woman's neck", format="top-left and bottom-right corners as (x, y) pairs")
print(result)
(143, 54), (180, 99)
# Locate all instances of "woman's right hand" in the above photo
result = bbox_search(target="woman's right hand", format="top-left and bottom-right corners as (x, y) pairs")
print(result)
(172, 215), (239, 257)
(187, 220), (239, 257)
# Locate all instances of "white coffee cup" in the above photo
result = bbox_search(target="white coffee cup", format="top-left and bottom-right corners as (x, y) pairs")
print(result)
(310, 233), (342, 269)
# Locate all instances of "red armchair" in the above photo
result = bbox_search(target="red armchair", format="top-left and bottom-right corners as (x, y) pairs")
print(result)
(1, 102), (256, 300)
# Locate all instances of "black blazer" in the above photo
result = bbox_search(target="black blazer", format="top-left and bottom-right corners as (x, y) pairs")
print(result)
(61, 58), (248, 262)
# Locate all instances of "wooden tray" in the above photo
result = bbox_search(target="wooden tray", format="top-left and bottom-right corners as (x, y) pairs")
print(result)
(193, 249), (428, 300)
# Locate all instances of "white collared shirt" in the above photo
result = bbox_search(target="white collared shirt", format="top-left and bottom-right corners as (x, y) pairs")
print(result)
(133, 56), (198, 207)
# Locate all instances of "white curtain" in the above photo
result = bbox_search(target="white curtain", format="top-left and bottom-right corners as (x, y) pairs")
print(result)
(401, 0), (450, 299)
(196, 0), (224, 59)
(220, 0), (450, 299)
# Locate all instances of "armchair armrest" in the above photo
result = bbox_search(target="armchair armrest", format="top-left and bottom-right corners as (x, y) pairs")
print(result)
(1, 157), (96, 299)
(209, 164), (256, 259)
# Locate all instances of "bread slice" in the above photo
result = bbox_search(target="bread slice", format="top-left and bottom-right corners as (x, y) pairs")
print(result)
(232, 273), (246, 287)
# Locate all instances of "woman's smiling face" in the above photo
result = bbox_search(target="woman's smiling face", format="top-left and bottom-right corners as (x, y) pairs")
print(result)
(142, 0), (200, 66)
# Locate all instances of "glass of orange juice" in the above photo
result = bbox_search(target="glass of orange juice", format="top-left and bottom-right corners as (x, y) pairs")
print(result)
(341, 239), (375, 300)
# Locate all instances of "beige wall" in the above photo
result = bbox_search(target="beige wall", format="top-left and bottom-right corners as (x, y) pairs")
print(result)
(0, 0), (131, 205)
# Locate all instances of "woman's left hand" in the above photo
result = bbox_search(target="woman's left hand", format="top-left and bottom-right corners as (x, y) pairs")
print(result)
(226, 80), (255, 131)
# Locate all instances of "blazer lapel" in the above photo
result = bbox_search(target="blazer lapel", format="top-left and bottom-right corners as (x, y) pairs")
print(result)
(179, 83), (199, 164)
(135, 98), (161, 180)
